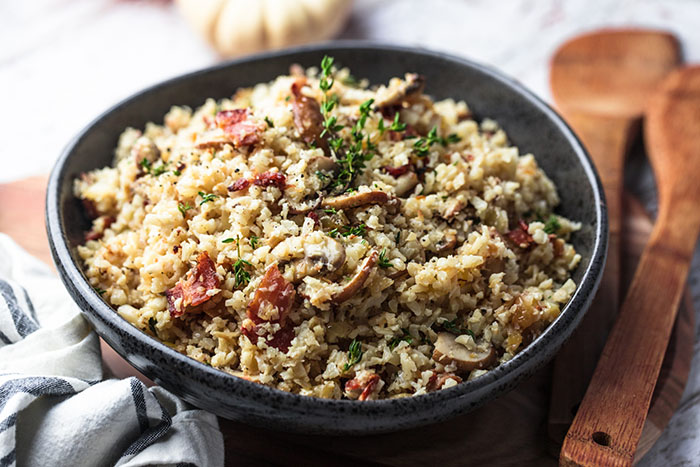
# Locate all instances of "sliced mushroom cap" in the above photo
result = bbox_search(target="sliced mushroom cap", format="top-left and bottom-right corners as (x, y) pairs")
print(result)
(304, 236), (346, 272)
(332, 250), (378, 304)
(322, 191), (389, 210)
(435, 230), (457, 254)
(131, 136), (160, 165)
(308, 155), (339, 174)
(393, 172), (418, 197)
(375, 73), (426, 110)
(432, 332), (497, 373)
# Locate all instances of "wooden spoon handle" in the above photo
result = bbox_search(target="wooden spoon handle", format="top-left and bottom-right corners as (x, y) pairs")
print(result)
(560, 218), (699, 466)
(549, 113), (636, 441)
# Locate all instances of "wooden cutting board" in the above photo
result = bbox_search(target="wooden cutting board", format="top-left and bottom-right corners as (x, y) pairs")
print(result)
(0, 176), (693, 466)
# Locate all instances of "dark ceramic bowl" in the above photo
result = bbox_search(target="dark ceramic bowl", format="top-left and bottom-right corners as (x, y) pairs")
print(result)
(46, 42), (607, 434)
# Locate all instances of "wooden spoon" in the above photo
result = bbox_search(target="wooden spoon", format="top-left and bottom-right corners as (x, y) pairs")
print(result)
(548, 29), (680, 444)
(560, 65), (700, 466)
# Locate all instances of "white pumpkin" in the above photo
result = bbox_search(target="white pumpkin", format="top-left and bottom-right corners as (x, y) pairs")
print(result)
(176, 0), (354, 57)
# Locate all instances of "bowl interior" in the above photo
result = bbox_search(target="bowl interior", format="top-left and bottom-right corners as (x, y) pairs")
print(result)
(48, 43), (606, 433)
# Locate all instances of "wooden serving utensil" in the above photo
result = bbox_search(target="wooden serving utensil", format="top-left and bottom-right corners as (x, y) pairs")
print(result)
(548, 29), (681, 444)
(560, 65), (700, 466)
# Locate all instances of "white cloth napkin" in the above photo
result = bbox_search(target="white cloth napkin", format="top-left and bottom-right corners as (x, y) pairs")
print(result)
(0, 234), (224, 467)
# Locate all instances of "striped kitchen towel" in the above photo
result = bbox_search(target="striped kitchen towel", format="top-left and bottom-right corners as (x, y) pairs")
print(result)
(0, 234), (224, 467)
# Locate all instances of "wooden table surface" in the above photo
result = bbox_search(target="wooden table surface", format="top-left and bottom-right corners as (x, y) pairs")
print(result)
(0, 175), (693, 466)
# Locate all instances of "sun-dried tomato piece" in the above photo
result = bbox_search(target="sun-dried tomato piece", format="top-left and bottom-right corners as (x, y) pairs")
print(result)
(228, 178), (251, 192)
(254, 171), (286, 189)
(382, 164), (412, 177)
(166, 252), (221, 317)
(215, 109), (260, 147)
(508, 219), (535, 248)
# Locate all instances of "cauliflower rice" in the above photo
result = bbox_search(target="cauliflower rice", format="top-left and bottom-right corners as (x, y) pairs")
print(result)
(75, 59), (580, 400)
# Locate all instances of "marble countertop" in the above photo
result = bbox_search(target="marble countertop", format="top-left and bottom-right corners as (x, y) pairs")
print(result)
(1, 0), (699, 464)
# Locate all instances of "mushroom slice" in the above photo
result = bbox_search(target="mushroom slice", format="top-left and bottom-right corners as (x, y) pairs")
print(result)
(435, 230), (457, 254)
(291, 236), (346, 279)
(322, 191), (389, 210)
(441, 199), (464, 220)
(332, 250), (378, 304)
(308, 155), (339, 174)
(393, 172), (418, 197)
(375, 73), (426, 110)
(432, 332), (497, 373)
(131, 136), (160, 166)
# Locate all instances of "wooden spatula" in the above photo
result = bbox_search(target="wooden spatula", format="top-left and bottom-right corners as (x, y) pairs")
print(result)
(548, 29), (680, 444)
(560, 65), (700, 466)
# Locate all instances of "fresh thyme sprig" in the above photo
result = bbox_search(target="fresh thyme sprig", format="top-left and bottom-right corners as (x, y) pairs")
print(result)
(233, 236), (252, 287)
(178, 202), (193, 217)
(198, 191), (217, 205)
(343, 338), (363, 372)
(378, 248), (392, 268)
(389, 329), (413, 350)
(328, 223), (367, 238)
(544, 215), (561, 235)
(413, 126), (461, 157)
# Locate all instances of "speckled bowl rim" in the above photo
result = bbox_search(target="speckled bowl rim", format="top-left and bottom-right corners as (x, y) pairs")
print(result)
(46, 41), (607, 432)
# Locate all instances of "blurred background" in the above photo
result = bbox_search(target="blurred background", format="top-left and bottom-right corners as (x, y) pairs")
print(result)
(1, 0), (699, 183)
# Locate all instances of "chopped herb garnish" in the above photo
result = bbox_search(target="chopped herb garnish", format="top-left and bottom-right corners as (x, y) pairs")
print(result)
(94, 287), (106, 296)
(172, 169), (181, 176)
(544, 215), (561, 234)
(198, 191), (217, 205)
(148, 317), (158, 336)
(324, 207), (337, 215)
(250, 235), (259, 249)
(151, 163), (169, 176)
(343, 338), (363, 371)
(378, 248), (392, 268)
(140, 158), (151, 170)
(285, 95), (291, 102)
(178, 202), (193, 217)
(444, 133), (461, 145)
(378, 118), (386, 135)
(395, 231), (401, 245)
(264, 116), (274, 128)
(328, 223), (367, 238)
(222, 238), (235, 244)
(233, 236), (252, 287)
(389, 329), (413, 350)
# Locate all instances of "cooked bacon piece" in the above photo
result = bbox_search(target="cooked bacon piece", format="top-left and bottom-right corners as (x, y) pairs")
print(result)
(426, 371), (463, 392)
(382, 164), (411, 177)
(242, 264), (296, 352)
(228, 178), (251, 192)
(508, 220), (535, 248)
(254, 171), (286, 189)
(81, 198), (99, 220)
(214, 109), (260, 147)
(247, 264), (295, 325)
(344, 372), (382, 401)
(306, 211), (320, 226)
(165, 252), (221, 317)
(290, 80), (329, 154)
(85, 216), (115, 241)
(242, 323), (295, 353)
